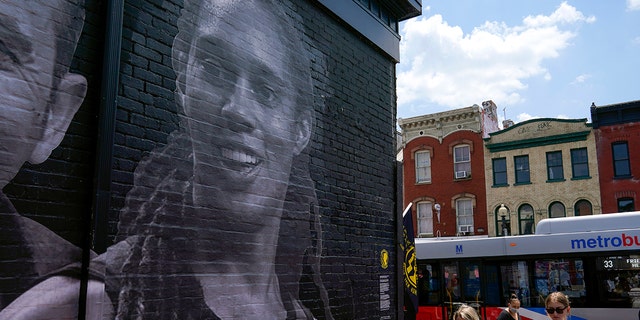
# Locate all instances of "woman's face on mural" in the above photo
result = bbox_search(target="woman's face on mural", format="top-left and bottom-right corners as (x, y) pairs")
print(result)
(0, 3), (58, 187)
(181, 1), (310, 216)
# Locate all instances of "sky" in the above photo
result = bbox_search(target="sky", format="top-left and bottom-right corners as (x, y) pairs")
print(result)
(397, 0), (640, 126)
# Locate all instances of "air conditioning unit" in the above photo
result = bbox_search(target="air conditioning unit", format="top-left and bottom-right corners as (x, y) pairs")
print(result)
(458, 225), (473, 233)
(455, 171), (468, 179)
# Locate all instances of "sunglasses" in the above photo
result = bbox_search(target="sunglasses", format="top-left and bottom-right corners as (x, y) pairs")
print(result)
(545, 306), (567, 314)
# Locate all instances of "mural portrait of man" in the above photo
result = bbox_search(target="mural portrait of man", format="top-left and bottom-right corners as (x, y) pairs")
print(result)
(0, 0), (87, 314)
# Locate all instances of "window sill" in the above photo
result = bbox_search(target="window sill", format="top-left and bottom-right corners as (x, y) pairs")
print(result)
(571, 176), (591, 181)
(546, 178), (566, 183)
(514, 182), (532, 186)
(492, 184), (510, 188)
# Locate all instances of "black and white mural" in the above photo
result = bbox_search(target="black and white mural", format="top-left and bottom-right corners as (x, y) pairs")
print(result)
(0, 0), (399, 319)
(0, 0), (88, 316)
(100, 0), (333, 318)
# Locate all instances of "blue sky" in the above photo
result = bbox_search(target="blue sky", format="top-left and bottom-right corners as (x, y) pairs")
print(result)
(397, 1), (640, 125)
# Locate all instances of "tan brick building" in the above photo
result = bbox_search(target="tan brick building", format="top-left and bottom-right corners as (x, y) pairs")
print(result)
(484, 118), (601, 236)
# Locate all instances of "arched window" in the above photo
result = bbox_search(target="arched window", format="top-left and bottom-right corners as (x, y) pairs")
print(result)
(549, 202), (566, 218)
(574, 200), (592, 216)
(494, 205), (510, 236)
(518, 204), (534, 235)
(416, 202), (434, 236)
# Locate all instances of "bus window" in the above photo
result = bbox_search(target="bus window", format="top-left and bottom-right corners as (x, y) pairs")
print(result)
(500, 261), (531, 306)
(533, 259), (585, 307)
(461, 261), (482, 303)
(596, 255), (640, 307)
(417, 263), (441, 306)
(484, 264), (501, 306)
(444, 263), (461, 302)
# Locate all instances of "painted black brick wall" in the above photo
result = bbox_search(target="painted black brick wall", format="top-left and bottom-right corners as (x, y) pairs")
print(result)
(3, 0), (400, 318)
(302, 3), (399, 319)
(109, 0), (182, 244)
(107, 1), (399, 318)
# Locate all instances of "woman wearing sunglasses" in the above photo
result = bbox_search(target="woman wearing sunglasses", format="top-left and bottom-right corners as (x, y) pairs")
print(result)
(545, 292), (571, 320)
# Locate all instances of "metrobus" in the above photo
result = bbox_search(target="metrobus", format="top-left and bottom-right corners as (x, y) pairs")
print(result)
(414, 211), (640, 320)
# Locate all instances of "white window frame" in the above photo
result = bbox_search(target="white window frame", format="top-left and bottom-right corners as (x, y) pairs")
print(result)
(415, 150), (431, 183)
(456, 198), (474, 233)
(453, 145), (471, 179)
(417, 202), (434, 236)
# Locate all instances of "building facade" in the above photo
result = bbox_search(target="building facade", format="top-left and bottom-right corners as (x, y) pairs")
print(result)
(0, 0), (421, 319)
(399, 101), (499, 238)
(591, 100), (640, 213)
(484, 118), (601, 237)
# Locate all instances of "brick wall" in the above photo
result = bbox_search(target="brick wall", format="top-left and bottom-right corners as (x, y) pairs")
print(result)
(0, 0), (402, 318)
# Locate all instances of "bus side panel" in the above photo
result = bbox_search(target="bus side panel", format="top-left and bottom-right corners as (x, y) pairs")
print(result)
(487, 307), (541, 320)
(417, 306), (443, 320)
(485, 307), (503, 319)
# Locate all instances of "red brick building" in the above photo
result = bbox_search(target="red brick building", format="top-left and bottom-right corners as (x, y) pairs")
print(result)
(591, 100), (640, 213)
(398, 101), (500, 237)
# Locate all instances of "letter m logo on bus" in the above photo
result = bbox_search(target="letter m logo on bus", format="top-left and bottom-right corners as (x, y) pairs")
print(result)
(456, 244), (463, 254)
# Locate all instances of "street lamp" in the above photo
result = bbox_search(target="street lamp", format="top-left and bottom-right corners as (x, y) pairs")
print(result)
(498, 204), (509, 236)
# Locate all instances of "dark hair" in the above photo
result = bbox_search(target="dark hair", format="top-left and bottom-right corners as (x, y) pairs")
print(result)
(507, 293), (519, 304)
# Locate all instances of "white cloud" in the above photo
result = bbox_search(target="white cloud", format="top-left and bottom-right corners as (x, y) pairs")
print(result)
(571, 73), (592, 85)
(397, 2), (595, 116)
(516, 113), (537, 122)
(522, 2), (596, 27)
(628, 0), (640, 11)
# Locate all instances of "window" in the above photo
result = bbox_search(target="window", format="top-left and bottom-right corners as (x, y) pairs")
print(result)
(570, 148), (589, 178)
(617, 197), (635, 212)
(443, 263), (460, 300)
(549, 202), (566, 218)
(415, 150), (431, 183)
(501, 261), (530, 306)
(492, 158), (507, 186)
(416, 202), (434, 236)
(546, 151), (564, 181)
(456, 199), (474, 234)
(535, 259), (585, 307)
(453, 145), (471, 179)
(495, 205), (510, 236)
(596, 254), (640, 308)
(514, 155), (530, 184)
(461, 261), (481, 302)
(612, 142), (631, 177)
(416, 263), (440, 306)
(518, 204), (534, 235)
(574, 200), (592, 216)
